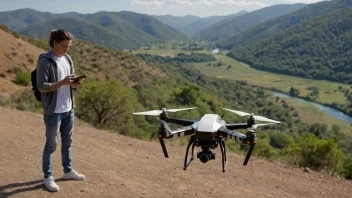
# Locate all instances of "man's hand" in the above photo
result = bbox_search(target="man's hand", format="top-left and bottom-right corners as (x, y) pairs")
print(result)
(71, 78), (85, 89)
(60, 75), (75, 86)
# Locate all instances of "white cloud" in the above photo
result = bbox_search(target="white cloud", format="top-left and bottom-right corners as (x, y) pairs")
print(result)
(132, 0), (165, 7)
(173, 0), (193, 6)
(197, 0), (266, 7)
(133, 0), (192, 7)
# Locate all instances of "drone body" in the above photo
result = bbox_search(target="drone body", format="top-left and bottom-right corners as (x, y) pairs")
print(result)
(133, 108), (280, 172)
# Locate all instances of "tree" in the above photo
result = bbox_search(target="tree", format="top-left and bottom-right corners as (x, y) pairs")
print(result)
(289, 87), (300, 97)
(75, 79), (137, 129)
(174, 85), (202, 106)
(310, 88), (320, 99)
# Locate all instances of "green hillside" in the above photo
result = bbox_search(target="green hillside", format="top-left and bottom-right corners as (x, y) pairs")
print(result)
(72, 11), (160, 45)
(154, 11), (249, 36)
(228, 6), (352, 84)
(73, 11), (191, 43)
(193, 4), (305, 42)
(19, 17), (139, 49)
(154, 15), (201, 29)
(115, 11), (190, 42)
(0, 8), (57, 31)
(0, 9), (190, 49)
(220, 0), (352, 48)
(181, 11), (248, 36)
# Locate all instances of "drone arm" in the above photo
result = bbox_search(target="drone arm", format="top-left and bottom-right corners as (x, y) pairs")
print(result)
(165, 117), (197, 126)
(168, 126), (194, 137)
(225, 123), (248, 130)
(217, 126), (247, 142)
(158, 119), (194, 138)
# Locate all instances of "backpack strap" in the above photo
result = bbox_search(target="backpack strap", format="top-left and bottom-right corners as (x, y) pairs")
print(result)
(64, 54), (74, 74)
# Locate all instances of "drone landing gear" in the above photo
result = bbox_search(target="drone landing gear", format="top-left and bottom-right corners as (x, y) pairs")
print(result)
(219, 138), (227, 173)
(159, 137), (169, 158)
(184, 136), (196, 170)
(183, 136), (228, 173)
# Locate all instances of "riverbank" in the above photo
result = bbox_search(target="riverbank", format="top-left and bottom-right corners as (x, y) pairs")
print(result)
(270, 88), (352, 121)
(273, 91), (352, 125)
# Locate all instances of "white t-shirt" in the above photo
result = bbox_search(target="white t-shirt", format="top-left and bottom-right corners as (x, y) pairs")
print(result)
(52, 55), (72, 113)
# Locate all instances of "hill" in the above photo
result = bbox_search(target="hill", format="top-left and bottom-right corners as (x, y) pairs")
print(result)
(112, 11), (190, 42)
(68, 11), (160, 46)
(0, 9), (190, 49)
(0, 28), (43, 97)
(1, 106), (352, 197)
(220, 0), (352, 48)
(2, 27), (352, 183)
(154, 11), (248, 36)
(228, 6), (352, 84)
(180, 11), (249, 36)
(193, 4), (305, 42)
(18, 17), (140, 49)
(153, 14), (201, 29)
(0, 8), (57, 31)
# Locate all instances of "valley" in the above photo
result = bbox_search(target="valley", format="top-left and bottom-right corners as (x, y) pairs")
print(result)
(0, 0), (352, 193)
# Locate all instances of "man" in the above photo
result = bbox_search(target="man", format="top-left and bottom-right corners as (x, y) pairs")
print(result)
(36, 29), (85, 192)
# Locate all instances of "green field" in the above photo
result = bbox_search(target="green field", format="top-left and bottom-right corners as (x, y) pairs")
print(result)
(133, 46), (352, 134)
(279, 97), (352, 134)
(133, 47), (351, 105)
(194, 53), (351, 105)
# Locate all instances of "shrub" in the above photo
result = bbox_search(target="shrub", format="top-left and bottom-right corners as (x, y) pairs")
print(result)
(14, 69), (31, 86)
(0, 24), (10, 32)
(12, 88), (42, 113)
(284, 134), (343, 172)
(0, 96), (11, 106)
(269, 131), (294, 149)
(253, 140), (274, 159)
(341, 155), (352, 179)
(12, 32), (20, 38)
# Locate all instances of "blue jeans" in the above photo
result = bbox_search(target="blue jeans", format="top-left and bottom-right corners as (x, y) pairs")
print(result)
(42, 109), (74, 178)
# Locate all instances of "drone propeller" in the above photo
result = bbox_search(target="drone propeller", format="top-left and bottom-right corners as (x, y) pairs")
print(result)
(133, 107), (198, 116)
(252, 123), (276, 129)
(223, 108), (281, 123)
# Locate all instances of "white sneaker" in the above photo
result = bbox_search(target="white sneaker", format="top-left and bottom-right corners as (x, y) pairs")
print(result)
(44, 176), (59, 192)
(63, 169), (85, 180)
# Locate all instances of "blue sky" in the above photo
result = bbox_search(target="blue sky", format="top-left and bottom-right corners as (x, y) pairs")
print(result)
(0, 0), (326, 17)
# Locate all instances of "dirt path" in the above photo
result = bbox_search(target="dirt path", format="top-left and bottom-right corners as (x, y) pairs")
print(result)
(0, 106), (351, 198)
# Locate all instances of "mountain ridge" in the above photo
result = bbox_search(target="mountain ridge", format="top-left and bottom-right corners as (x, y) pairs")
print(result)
(193, 4), (305, 41)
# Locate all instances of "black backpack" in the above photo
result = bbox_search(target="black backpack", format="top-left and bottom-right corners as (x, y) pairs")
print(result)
(31, 68), (42, 102)
(31, 55), (72, 102)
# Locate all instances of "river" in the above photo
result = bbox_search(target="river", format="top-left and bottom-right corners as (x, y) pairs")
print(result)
(273, 92), (352, 124)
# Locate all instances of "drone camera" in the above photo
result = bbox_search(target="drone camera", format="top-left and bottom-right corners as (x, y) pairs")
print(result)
(197, 149), (215, 163)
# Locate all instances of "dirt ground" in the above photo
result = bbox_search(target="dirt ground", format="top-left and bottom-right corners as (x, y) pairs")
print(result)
(0, 106), (351, 198)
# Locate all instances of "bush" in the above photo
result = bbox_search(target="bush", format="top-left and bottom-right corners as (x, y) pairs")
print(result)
(0, 24), (10, 33)
(341, 155), (352, 179)
(14, 69), (31, 86)
(253, 140), (274, 159)
(0, 96), (11, 106)
(284, 134), (343, 172)
(12, 88), (42, 113)
(269, 131), (294, 149)
(12, 32), (21, 39)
